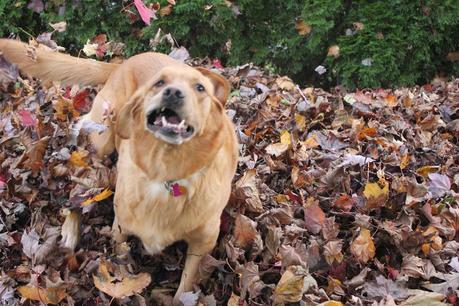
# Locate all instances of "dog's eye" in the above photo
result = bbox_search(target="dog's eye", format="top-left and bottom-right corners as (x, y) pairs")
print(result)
(195, 84), (205, 92)
(154, 80), (165, 87)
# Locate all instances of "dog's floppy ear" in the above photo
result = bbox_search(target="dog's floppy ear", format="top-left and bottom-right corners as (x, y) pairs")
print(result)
(116, 96), (140, 139)
(196, 67), (231, 107)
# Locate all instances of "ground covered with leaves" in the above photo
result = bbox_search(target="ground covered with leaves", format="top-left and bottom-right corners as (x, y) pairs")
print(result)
(1, 54), (459, 305)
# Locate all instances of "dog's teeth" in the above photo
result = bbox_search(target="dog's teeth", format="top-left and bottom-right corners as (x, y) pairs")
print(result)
(161, 107), (166, 112)
(161, 116), (167, 127)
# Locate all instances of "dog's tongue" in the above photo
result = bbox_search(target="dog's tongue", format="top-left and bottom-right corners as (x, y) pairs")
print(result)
(167, 115), (181, 124)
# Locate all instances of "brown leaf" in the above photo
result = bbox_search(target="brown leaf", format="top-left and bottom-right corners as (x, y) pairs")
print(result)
(22, 136), (50, 172)
(93, 259), (151, 298)
(273, 265), (310, 304)
(17, 284), (66, 305)
(234, 169), (263, 212)
(303, 198), (325, 234)
(295, 19), (311, 36)
(350, 228), (375, 264)
(233, 214), (258, 248)
(323, 240), (344, 265)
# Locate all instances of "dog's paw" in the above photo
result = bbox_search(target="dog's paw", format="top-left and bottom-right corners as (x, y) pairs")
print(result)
(60, 209), (80, 250)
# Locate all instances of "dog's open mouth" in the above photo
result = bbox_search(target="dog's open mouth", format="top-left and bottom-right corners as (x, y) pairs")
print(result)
(146, 107), (194, 143)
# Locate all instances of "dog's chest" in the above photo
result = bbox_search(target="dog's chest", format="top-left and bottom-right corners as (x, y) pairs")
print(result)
(114, 168), (204, 253)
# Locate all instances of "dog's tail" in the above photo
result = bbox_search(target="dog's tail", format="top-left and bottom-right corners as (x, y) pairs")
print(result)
(0, 39), (119, 86)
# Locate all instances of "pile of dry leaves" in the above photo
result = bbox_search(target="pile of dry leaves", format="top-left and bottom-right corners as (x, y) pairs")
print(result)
(0, 52), (459, 305)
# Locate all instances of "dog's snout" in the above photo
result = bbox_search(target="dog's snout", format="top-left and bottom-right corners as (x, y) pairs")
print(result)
(163, 87), (184, 99)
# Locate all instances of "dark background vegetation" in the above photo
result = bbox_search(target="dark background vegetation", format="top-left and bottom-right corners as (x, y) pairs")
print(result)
(1, 0), (459, 89)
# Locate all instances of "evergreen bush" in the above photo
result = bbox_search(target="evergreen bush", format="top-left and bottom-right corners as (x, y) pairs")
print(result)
(1, 0), (459, 89)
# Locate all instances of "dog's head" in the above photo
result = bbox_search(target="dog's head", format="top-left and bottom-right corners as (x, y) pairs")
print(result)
(116, 66), (230, 145)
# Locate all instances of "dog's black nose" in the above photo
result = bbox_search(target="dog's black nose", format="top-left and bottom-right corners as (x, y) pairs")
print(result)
(163, 87), (184, 99)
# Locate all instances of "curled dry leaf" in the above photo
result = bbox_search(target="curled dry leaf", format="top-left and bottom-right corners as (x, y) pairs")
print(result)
(350, 228), (375, 264)
(233, 214), (258, 248)
(234, 169), (263, 212)
(93, 259), (151, 299)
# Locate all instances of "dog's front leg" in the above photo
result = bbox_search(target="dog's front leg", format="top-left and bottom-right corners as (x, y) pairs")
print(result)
(173, 229), (218, 305)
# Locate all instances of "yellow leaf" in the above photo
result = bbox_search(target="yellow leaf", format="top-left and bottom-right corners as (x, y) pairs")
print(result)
(81, 188), (114, 207)
(416, 165), (440, 177)
(17, 285), (67, 305)
(295, 114), (307, 131)
(319, 302), (343, 306)
(295, 19), (311, 36)
(363, 181), (389, 209)
(273, 266), (308, 304)
(228, 292), (247, 306)
(280, 130), (291, 145)
(69, 150), (89, 168)
(54, 98), (79, 121)
(93, 259), (151, 299)
(350, 228), (375, 263)
(400, 154), (410, 170)
(303, 134), (319, 148)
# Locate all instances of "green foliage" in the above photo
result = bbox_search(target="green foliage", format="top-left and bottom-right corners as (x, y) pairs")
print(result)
(1, 0), (459, 89)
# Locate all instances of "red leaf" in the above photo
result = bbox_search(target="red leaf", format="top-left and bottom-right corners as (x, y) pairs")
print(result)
(213, 59), (224, 69)
(18, 109), (37, 127)
(73, 90), (90, 112)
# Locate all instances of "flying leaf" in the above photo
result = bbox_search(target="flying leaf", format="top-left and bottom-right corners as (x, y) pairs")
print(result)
(350, 228), (375, 263)
(49, 21), (67, 32)
(17, 285), (66, 305)
(81, 188), (113, 206)
(133, 0), (156, 25)
(93, 259), (151, 298)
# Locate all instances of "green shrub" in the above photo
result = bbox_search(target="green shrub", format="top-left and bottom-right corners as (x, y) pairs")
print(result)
(1, 0), (459, 89)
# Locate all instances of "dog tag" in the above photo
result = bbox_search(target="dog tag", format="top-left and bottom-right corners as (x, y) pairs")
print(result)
(165, 182), (187, 197)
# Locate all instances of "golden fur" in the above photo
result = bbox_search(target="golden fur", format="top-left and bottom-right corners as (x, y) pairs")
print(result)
(0, 39), (238, 304)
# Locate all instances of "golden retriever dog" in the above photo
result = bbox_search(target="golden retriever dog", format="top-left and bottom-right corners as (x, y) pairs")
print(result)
(0, 39), (238, 304)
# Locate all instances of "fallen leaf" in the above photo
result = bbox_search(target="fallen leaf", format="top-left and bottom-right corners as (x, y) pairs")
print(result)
(265, 142), (289, 157)
(233, 214), (258, 248)
(93, 259), (151, 298)
(428, 173), (451, 198)
(17, 284), (66, 305)
(363, 181), (389, 209)
(280, 130), (291, 145)
(234, 169), (263, 212)
(273, 266), (310, 304)
(69, 150), (89, 168)
(303, 199), (325, 234)
(18, 109), (38, 127)
(350, 228), (375, 263)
